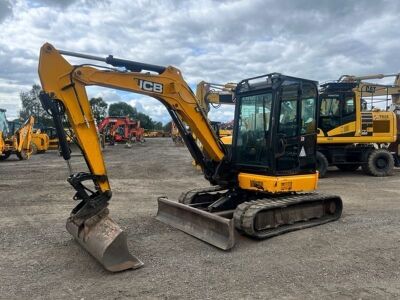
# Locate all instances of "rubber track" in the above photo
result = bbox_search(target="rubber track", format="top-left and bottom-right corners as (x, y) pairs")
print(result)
(233, 193), (342, 239)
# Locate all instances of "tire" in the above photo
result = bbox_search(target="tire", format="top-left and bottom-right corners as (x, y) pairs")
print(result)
(17, 147), (32, 160)
(362, 148), (394, 177)
(336, 164), (360, 172)
(17, 150), (28, 160)
(31, 142), (38, 155)
(0, 151), (11, 161)
(316, 151), (329, 178)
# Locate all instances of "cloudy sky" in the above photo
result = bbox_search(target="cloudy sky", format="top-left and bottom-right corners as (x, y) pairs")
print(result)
(0, 0), (399, 123)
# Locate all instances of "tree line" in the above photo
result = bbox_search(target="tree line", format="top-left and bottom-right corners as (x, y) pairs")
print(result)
(18, 84), (171, 131)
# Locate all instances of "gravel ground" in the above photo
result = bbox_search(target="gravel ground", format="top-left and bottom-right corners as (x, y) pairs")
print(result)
(1, 138), (400, 299)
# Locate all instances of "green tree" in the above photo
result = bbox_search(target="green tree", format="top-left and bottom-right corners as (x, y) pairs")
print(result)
(154, 121), (163, 130)
(108, 102), (137, 118)
(136, 112), (154, 129)
(163, 121), (172, 132)
(19, 84), (53, 126)
(90, 97), (108, 122)
(108, 101), (165, 130)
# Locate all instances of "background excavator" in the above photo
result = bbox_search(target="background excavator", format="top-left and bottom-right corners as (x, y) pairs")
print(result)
(0, 110), (34, 161)
(316, 74), (400, 177)
(196, 81), (236, 139)
(171, 81), (235, 146)
(38, 43), (342, 272)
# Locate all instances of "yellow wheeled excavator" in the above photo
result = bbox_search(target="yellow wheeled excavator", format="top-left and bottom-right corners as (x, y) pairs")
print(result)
(316, 74), (400, 177)
(38, 43), (343, 272)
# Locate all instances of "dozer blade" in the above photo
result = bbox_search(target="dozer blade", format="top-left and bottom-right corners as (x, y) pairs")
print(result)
(156, 197), (235, 250)
(66, 211), (144, 272)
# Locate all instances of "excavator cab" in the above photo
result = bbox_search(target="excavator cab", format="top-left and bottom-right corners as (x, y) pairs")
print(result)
(232, 74), (318, 176)
(318, 82), (357, 134)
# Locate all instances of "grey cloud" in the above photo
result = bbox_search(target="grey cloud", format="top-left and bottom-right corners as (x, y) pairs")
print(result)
(30, 0), (79, 8)
(0, 46), (38, 85)
(0, 0), (12, 23)
(1, 0), (400, 121)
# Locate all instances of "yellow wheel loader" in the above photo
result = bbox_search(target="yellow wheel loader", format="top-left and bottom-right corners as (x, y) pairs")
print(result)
(31, 129), (50, 154)
(37, 127), (59, 150)
(38, 43), (342, 272)
(0, 114), (34, 161)
(316, 74), (400, 177)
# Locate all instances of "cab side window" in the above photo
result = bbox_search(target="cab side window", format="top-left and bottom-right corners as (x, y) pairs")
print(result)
(278, 83), (299, 137)
(300, 84), (317, 134)
(320, 98), (340, 117)
(343, 97), (355, 115)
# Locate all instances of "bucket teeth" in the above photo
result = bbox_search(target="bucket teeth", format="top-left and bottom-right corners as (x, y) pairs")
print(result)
(66, 211), (143, 272)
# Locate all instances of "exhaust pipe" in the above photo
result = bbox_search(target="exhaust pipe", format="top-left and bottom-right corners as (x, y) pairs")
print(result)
(66, 209), (143, 272)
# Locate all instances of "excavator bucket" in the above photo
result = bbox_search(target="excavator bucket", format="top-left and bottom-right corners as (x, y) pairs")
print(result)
(66, 212), (143, 272)
(156, 197), (235, 250)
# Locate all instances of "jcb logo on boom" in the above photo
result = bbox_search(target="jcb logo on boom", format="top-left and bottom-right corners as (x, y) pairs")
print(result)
(138, 79), (163, 93)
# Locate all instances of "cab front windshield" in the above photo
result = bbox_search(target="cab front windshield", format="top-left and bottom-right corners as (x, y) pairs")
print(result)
(235, 92), (272, 166)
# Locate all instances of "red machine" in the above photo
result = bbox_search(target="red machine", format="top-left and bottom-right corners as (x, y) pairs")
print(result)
(98, 116), (145, 144)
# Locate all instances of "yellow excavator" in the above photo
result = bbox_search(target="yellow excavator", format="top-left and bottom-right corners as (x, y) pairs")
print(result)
(38, 43), (342, 272)
(0, 113), (34, 161)
(195, 81), (236, 112)
(171, 81), (235, 146)
(196, 81), (236, 139)
(316, 74), (400, 177)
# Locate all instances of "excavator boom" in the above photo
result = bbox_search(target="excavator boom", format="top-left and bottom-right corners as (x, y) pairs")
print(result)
(38, 43), (229, 271)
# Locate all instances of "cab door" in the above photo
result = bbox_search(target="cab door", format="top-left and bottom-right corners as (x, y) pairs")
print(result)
(275, 81), (318, 174)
